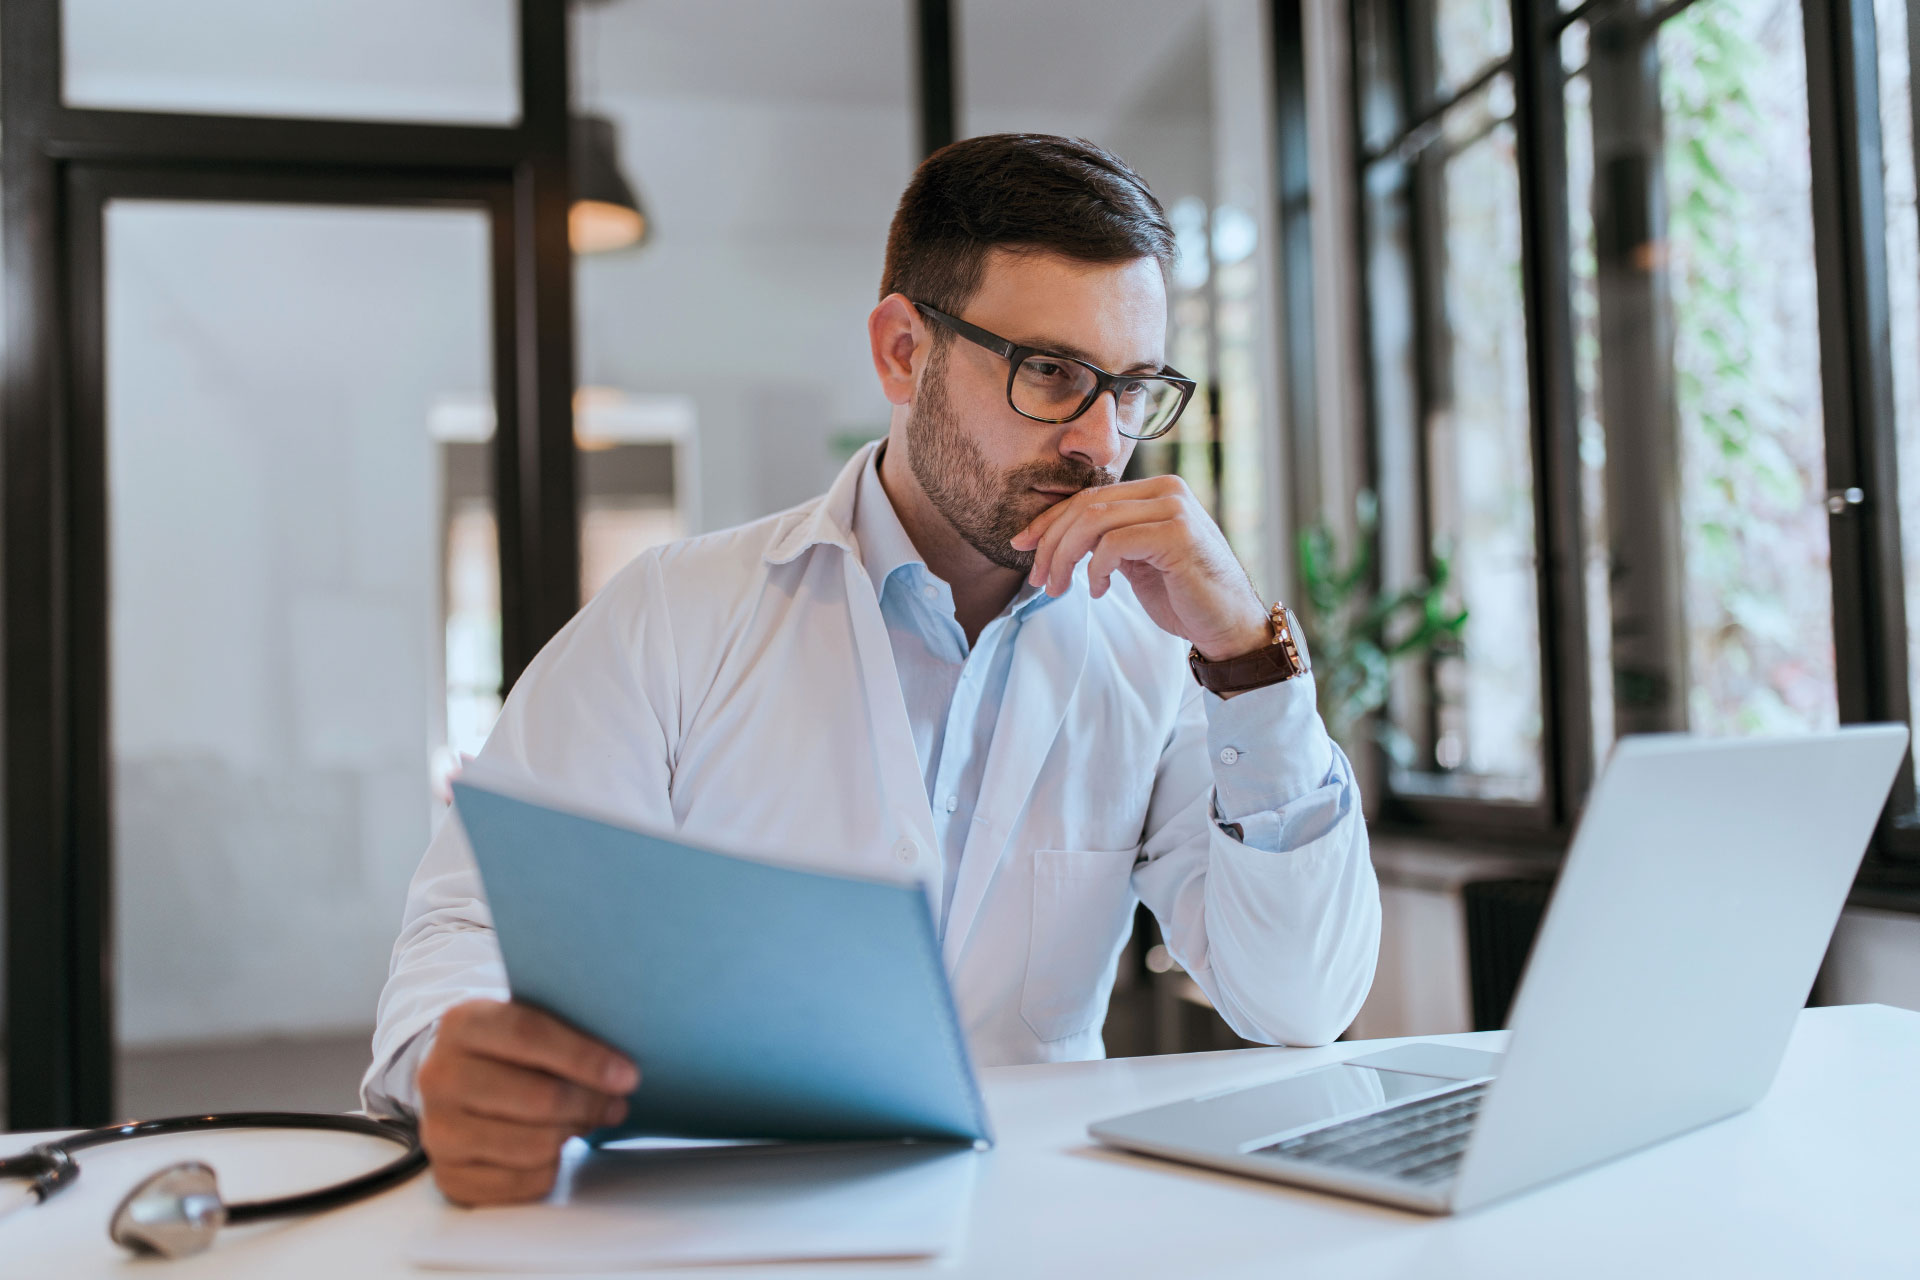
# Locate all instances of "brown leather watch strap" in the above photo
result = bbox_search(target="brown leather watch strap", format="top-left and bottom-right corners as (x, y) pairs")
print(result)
(1188, 603), (1309, 696)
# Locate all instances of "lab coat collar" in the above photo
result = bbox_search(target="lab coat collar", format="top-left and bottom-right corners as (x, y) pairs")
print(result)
(763, 442), (871, 567)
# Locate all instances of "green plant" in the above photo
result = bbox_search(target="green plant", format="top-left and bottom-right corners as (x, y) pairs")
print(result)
(1297, 494), (1468, 764)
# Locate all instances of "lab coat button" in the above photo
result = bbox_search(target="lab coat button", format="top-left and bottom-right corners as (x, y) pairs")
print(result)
(1218, 746), (1240, 766)
(893, 838), (919, 864)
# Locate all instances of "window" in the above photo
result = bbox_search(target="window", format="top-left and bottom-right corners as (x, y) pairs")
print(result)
(1879, 0), (1920, 792)
(1336, 0), (1920, 879)
(1354, 0), (1563, 819)
(63, 0), (519, 123)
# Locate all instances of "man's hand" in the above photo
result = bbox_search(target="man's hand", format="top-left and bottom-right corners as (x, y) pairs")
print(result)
(416, 999), (640, 1205)
(1010, 473), (1269, 662)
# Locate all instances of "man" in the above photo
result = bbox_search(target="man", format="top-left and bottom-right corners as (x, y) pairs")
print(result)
(365, 133), (1379, 1205)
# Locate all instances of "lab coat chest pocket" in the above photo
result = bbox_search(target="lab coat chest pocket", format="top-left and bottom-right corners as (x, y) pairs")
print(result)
(1020, 847), (1139, 1043)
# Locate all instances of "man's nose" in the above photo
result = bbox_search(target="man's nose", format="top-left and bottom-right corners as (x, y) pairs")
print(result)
(1059, 391), (1126, 473)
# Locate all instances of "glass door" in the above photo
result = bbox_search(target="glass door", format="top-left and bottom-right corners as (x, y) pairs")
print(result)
(97, 195), (502, 1115)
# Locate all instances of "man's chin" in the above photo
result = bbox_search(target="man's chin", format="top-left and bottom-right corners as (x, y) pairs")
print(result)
(970, 539), (1034, 575)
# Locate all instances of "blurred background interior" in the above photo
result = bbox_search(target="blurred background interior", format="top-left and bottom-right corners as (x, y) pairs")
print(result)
(3, 0), (1919, 1129)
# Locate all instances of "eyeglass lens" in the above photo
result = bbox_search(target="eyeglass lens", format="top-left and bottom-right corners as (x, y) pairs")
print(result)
(1011, 354), (1185, 439)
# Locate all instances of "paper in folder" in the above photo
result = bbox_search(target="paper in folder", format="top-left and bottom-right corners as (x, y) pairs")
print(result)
(451, 777), (992, 1147)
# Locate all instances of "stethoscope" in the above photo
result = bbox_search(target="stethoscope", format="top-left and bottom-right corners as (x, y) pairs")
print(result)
(0, 1111), (426, 1259)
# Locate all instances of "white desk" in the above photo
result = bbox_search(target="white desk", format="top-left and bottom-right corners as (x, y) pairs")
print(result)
(6, 1004), (1916, 1279)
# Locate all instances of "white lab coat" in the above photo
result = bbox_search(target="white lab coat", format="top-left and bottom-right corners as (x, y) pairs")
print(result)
(363, 445), (1379, 1114)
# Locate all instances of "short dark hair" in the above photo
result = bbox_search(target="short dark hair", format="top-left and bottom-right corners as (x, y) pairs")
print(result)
(880, 133), (1176, 315)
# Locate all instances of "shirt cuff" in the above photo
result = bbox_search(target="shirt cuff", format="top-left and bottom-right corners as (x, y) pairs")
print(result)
(1202, 672), (1336, 825)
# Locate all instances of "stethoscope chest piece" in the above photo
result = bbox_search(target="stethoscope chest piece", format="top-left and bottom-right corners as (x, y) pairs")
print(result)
(109, 1161), (228, 1259)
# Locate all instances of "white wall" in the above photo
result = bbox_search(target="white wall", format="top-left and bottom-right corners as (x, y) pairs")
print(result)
(1822, 909), (1920, 1011)
(575, 0), (915, 532)
(1356, 848), (1920, 1043)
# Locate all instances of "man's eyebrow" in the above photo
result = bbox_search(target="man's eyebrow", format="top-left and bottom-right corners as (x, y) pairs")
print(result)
(1008, 332), (1165, 375)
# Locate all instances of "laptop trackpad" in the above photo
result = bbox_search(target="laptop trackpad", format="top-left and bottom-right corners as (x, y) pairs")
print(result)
(1140, 1063), (1438, 1153)
(1091, 1046), (1505, 1156)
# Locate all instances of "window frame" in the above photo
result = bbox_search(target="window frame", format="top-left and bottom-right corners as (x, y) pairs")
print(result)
(1346, 0), (1592, 838)
(1313, 0), (1920, 897)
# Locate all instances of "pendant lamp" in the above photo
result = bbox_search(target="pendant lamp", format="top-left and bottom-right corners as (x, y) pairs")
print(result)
(571, 113), (648, 254)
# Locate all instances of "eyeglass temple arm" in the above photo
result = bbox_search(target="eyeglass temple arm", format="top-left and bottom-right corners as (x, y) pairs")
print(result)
(912, 301), (1016, 358)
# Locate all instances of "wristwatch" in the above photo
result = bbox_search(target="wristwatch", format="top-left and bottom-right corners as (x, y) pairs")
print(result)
(1187, 601), (1311, 696)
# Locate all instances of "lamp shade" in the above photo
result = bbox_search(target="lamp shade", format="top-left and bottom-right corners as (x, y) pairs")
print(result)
(570, 113), (647, 254)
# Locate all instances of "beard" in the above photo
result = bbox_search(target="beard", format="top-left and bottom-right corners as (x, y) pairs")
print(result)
(905, 344), (1117, 573)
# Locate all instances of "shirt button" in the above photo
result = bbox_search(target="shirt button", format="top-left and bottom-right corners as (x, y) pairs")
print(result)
(893, 837), (919, 864)
(944, 795), (959, 813)
(921, 584), (938, 601)
(1218, 746), (1240, 766)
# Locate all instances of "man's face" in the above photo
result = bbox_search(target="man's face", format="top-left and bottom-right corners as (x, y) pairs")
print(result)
(904, 250), (1167, 573)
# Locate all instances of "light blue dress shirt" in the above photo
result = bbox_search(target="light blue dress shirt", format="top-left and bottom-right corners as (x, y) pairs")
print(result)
(852, 448), (1340, 936)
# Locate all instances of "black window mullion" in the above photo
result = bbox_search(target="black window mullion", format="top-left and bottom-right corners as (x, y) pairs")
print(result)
(1405, 1), (1449, 777)
(1271, 0), (1320, 529)
(3, 0), (88, 1131)
(1353, 0), (1443, 792)
(1353, 0), (1569, 833)
(914, 0), (957, 158)
(1802, 0), (1919, 863)
(507, 0), (580, 689)
(1508, 0), (1594, 827)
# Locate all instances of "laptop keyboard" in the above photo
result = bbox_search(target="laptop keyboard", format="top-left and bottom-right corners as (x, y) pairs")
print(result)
(1252, 1081), (1488, 1185)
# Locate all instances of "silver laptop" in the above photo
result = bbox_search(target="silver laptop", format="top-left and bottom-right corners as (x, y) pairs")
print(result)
(1089, 727), (1909, 1214)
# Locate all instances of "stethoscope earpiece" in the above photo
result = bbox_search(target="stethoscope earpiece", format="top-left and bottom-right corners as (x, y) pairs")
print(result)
(108, 1161), (229, 1259)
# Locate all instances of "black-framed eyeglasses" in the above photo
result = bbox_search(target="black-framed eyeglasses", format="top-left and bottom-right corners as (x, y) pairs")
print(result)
(913, 301), (1196, 441)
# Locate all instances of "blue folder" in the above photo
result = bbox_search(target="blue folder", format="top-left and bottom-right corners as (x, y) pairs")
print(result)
(451, 779), (992, 1146)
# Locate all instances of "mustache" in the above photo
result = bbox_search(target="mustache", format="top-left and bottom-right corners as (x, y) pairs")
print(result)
(1006, 458), (1118, 493)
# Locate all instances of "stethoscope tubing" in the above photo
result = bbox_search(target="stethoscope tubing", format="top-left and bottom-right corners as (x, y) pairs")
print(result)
(3, 1111), (425, 1221)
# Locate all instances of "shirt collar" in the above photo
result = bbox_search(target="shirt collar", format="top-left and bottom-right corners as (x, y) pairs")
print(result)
(853, 442), (926, 599)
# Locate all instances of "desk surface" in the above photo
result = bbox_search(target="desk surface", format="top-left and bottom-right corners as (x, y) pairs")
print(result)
(6, 1004), (1917, 1279)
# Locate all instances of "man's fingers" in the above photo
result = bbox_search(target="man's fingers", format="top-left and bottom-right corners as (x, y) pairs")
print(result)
(432, 1158), (563, 1207)
(1087, 523), (1175, 598)
(432, 1051), (626, 1129)
(1037, 497), (1184, 596)
(446, 1000), (639, 1094)
(1027, 496), (1124, 592)
(421, 1109), (586, 1172)
(1010, 485), (1085, 549)
(417, 1001), (636, 1208)
(1010, 476), (1178, 550)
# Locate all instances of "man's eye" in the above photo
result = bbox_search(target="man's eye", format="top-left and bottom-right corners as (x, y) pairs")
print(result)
(1025, 360), (1068, 380)
(1115, 379), (1148, 400)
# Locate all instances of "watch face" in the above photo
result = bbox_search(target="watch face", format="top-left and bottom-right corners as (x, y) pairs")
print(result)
(1284, 607), (1311, 673)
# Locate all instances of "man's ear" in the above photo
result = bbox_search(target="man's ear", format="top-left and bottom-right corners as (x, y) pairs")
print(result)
(868, 293), (926, 407)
